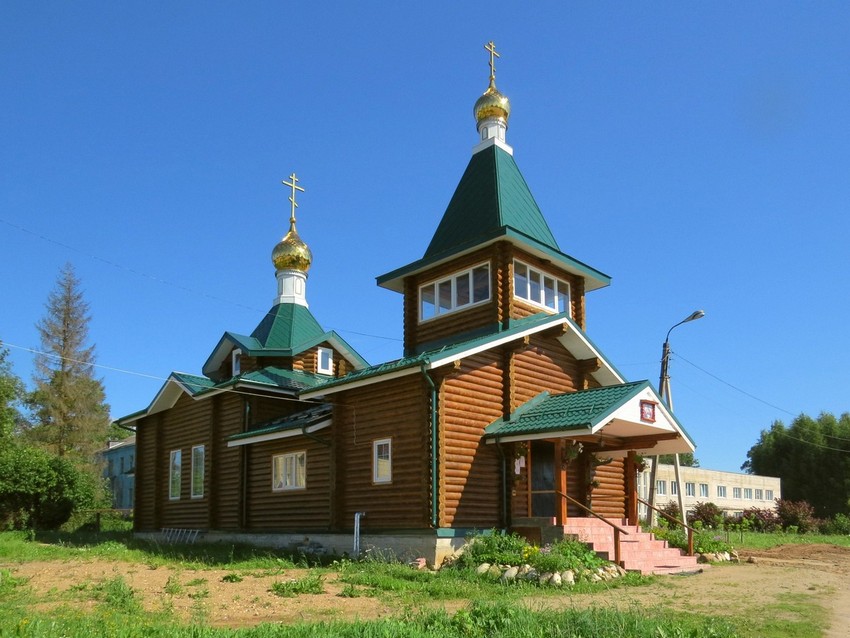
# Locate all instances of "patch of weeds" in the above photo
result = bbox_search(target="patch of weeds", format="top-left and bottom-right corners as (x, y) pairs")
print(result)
(221, 572), (244, 583)
(188, 587), (209, 600)
(269, 573), (324, 597)
(163, 574), (183, 595)
(185, 577), (207, 587)
(94, 575), (141, 614)
(337, 583), (361, 598)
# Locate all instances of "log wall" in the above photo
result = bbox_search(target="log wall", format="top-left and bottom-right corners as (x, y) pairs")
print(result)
(334, 374), (431, 529)
(134, 413), (159, 532)
(589, 458), (626, 519)
(510, 332), (580, 408)
(210, 394), (244, 530)
(440, 352), (505, 528)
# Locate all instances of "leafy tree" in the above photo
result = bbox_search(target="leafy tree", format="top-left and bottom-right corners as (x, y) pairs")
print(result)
(0, 444), (98, 529)
(26, 264), (110, 462)
(657, 453), (699, 467)
(0, 343), (27, 447)
(743, 412), (850, 518)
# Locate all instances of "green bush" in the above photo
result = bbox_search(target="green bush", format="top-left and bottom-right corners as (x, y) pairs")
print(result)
(821, 513), (850, 535)
(0, 444), (97, 530)
(456, 530), (605, 574)
(688, 502), (723, 529)
(776, 499), (817, 533)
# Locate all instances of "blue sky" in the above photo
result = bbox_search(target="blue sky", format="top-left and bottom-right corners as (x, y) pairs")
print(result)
(2, 2), (848, 473)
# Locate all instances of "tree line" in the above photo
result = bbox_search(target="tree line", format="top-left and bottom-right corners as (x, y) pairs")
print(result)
(1, 263), (115, 529)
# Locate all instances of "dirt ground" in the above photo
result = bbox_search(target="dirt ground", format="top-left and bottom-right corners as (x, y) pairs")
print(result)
(4, 544), (850, 635)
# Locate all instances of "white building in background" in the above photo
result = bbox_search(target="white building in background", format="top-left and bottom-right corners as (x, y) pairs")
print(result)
(638, 462), (781, 519)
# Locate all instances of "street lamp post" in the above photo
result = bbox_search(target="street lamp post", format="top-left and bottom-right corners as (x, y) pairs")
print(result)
(646, 310), (704, 526)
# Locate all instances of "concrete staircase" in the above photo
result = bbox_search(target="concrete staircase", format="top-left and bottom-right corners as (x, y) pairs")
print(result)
(563, 518), (702, 575)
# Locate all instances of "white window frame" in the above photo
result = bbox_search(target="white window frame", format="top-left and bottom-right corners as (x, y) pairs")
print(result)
(512, 260), (571, 314)
(755, 489), (763, 500)
(655, 480), (666, 496)
(733, 487), (742, 499)
(232, 348), (242, 376)
(699, 483), (709, 498)
(317, 347), (333, 375)
(765, 489), (774, 501)
(169, 450), (181, 501)
(670, 481), (678, 496)
(419, 263), (490, 322)
(685, 482), (696, 497)
(717, 485), (727, 498)
(272, 451), (306, 492)
(373, 438), (392, 484)
(191, 445), (205, 499)
(744, 488), (753, 500)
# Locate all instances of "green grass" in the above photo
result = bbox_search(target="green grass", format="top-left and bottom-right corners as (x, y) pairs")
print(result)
(732, 530), (850, 550)
(270, 573), (325, 597)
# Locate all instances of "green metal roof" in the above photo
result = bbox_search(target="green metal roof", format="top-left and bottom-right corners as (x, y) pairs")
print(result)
(376, 145), (610, 292)
(424, 144), (559, 258)
(171, 372), (216, 396)
(228, 402), (332, 442)
(485, 381), (652, 438)
(251, 303), (326, 350)
(305, 312), (568, 394)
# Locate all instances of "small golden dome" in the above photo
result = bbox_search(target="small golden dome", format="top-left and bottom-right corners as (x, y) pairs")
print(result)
(271, 226), (312, 272)
(474, 80), (511, 125)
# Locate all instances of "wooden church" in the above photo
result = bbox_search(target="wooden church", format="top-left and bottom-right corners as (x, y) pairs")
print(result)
(118, 44), (696, 569)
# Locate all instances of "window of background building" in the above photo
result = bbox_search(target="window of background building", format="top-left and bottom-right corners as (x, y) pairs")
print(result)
(733, 487), (742, 499)
(685, 482), (695, 497)
(699, 483), (709, 498)
(717, 485), (727, 498)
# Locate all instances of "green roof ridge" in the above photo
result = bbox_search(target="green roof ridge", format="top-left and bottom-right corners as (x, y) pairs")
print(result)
(251, 303), (326, 351)
(424, 144), (560, 259)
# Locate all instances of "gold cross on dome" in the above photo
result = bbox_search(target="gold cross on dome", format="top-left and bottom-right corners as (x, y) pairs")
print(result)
(485, 41), (500, 84)
(281, 172), (305, 225)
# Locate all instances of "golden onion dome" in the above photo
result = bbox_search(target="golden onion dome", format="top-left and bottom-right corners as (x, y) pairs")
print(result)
(271, 225), (313, 273)
(474, 80), (511, 126)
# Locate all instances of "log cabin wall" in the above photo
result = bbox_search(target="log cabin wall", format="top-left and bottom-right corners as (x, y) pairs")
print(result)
(333, 374), (431, 530)
(244, 436), (331, 531)
(440, 351), (504, 528)
(210, 393), (244, 530)
(510, 331), (580, 408)
(134, 413), (160, 532)
(156, 393), (213, 529)
(589, 458), (626, 519)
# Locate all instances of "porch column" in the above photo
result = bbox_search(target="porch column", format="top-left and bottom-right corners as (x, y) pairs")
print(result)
(625, 451), (638, 526)
(554, 440), (567, 525)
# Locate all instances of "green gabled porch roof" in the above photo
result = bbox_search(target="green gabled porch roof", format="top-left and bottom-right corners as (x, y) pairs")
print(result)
(376, 144), (611, 293)
(227, 402), (333, 447)
(484, 381), (695, 454)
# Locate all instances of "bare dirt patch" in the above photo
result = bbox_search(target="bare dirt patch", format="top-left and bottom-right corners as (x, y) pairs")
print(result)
(4, 543), (850, 634)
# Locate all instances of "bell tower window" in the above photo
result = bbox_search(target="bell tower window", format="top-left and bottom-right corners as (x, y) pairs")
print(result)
(419, 263), (490, 321)
(513, 260), (570, 314)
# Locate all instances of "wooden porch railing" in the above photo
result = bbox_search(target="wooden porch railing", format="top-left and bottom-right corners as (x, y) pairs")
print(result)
(637, 497), (696, 556)
(554, 490), (630, 566)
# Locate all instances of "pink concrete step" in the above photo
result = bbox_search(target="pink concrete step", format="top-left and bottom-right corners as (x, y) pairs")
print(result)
(562, 518), (702, 576)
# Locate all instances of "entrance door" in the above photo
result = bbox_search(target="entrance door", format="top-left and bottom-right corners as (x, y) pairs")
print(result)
(530, 441), (556, 517)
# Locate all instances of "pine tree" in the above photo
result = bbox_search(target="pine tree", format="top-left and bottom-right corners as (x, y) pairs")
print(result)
(27, 263), (110, 461)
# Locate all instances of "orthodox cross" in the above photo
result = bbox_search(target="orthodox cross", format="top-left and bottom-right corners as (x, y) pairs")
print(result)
(485, 41), (500, 84)
(282, 172), (305, 227)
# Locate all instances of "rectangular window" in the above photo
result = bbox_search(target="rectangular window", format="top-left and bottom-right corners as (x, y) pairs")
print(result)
(733, 487), (742, 499)
(699, 483), (709, 498)
(755, 489), (763, 500)
(655, 480), (666, 496)
(717, 485), (727, 498)
(744, 488), (753, 500)
(373, 438), (392, 484)
(513, 259), (571, 313)
(232, 348), (242, 376)
(317, 347), (333, 375)
(191, 445), (205, 499)
(685, 482), (696, 497)
(273, 451), (306, 491)
(765, 489), (774, 500)
(670, 481), (678, 496)
(419, 263), (490, 321)
(169, 450), (181, 500)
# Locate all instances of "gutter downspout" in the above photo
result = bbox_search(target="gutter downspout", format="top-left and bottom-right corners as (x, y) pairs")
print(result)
(420, 362), (438, 528)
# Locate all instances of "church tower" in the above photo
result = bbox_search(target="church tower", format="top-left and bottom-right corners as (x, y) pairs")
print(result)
(377, 42), (611, 357)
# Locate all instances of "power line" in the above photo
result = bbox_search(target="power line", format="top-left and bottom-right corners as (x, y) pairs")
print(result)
(673, 351), (797, 417)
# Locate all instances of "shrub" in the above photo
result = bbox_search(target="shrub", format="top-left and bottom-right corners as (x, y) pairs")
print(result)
(739, 506), (781, 532)
(658, 501), (682, 529)
(822, 513), (850, 535)
(457, 531), (528, 568)
(689, 502), (724, 529)
(0, 445), (97, 529)
(776, 499), (817, 533)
